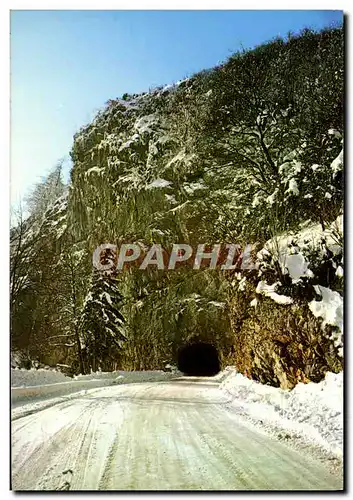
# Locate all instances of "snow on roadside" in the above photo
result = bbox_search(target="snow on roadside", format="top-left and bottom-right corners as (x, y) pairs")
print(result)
(73, 370), (179, 383)
(11, 368), (70, 387)
(11, 368), (180, 405)
(220, 368), (343, 457)
(12, 366), (343, 460)
(11, 368), (179, 388)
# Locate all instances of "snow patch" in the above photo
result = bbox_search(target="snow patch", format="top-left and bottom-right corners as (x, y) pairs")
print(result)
(208, 301), (226, 309)
(183, 181), (207, 195)
(285, 178), (299, 196)
(146, 178), (171, 189)
(256, 281), (293, 305)
(134, 114), (158, 134)
(331, 149), (343, 174)
(335, 266), (344, 278)
(282, 253), (314, 282)
(309, 285), (343, 356)
(262, 214), (343, 281)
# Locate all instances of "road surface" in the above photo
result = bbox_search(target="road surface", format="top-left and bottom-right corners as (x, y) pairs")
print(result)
(11, 377), (343, 491)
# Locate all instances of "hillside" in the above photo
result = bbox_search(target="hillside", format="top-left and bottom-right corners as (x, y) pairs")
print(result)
(10, 25), (344, 388)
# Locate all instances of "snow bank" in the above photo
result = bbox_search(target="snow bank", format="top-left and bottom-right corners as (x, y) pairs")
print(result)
(11, 368), (179, 405)
(220, 368), (343, 457)
(73, 370), (179, 384)
(11, 379), (112, 405)
(11, 368), (71, 387)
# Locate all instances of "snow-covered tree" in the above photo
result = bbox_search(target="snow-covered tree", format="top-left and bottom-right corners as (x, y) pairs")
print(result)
(80, 271), (125, 372)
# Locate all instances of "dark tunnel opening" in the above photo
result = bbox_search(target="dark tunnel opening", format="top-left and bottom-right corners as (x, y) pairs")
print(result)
(177, 342), (220, 376)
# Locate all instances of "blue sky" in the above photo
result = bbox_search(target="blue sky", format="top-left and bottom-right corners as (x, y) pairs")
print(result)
(10, 9), (343, 205)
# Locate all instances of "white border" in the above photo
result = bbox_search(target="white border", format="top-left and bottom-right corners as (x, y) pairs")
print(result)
(3, 5), (350, 499)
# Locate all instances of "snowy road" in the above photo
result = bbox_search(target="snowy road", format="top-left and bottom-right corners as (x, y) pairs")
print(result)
(11, 377), (343, 491)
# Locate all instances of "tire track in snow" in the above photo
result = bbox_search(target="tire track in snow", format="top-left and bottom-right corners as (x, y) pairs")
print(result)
(12, 399), (103, 490)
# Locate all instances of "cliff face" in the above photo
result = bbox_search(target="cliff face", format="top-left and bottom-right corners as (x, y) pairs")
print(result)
(11, 26), (344, 382)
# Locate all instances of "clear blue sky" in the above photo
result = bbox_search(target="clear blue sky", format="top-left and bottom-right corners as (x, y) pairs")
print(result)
(10, 10), (343, 205)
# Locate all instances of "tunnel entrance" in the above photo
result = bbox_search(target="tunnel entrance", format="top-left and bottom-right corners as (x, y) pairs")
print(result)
(177, 342), (220, 376)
